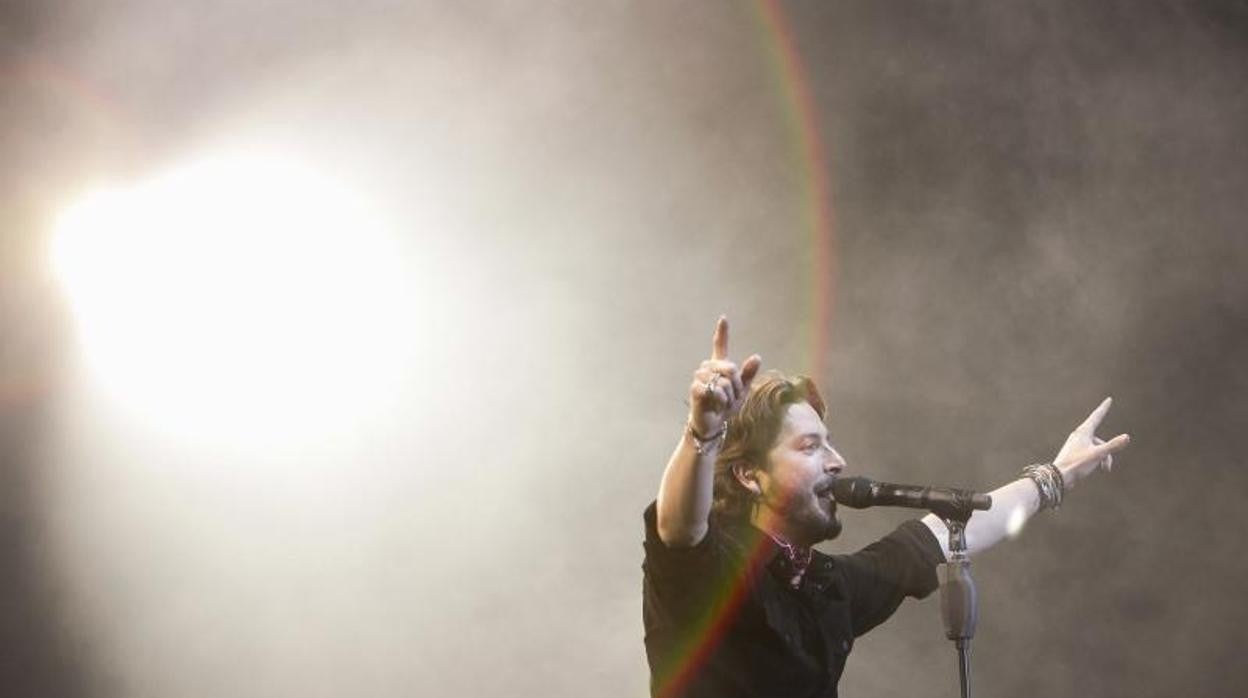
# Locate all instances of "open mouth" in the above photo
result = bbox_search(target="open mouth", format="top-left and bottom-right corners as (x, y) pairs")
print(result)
(814, 481), (839, 511)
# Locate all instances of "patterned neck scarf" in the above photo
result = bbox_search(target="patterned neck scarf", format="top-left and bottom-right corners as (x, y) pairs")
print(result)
(764, 531), (813, 589)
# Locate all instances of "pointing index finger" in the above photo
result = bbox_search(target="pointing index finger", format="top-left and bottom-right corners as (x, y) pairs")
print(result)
(1078, 397), (1113, 434)
(711, 315), (729, 360)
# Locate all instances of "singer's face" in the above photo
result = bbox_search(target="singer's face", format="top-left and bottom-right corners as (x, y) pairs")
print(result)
(756, 401), (847, 546)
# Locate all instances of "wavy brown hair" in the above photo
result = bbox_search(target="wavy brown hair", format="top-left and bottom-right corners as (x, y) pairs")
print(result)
(711, 372), (826, 521)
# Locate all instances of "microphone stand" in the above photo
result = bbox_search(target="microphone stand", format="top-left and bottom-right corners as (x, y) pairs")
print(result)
(931, 499), (979, 698)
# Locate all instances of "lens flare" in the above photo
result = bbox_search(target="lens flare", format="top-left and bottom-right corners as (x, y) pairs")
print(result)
(1005, 502), (1029, 538)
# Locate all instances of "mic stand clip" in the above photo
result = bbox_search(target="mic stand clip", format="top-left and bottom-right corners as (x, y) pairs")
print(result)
(935, 502), (978, 698)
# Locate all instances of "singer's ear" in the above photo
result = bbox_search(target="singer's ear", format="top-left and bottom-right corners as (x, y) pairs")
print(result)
(731, 462), (763, 496)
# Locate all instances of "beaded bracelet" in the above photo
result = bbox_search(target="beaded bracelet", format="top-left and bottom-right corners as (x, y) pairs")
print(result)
(1022, 462), (1066, 511)
(685, 420), (727, 456)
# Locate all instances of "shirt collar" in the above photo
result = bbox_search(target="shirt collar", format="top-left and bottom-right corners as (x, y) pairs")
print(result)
(719, 516), (837, 589)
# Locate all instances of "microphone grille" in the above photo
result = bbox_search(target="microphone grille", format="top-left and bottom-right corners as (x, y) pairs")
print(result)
(830, 476), (875, 509)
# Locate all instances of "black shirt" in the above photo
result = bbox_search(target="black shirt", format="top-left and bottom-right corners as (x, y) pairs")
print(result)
(641, 502), (944, 698)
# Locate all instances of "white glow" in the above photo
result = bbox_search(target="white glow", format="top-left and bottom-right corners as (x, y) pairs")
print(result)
(1005, 502), (1029, 538)
(51, 152), (415, 449)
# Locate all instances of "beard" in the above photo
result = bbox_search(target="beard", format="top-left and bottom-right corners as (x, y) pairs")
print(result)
(773, 491), (842, 546)
(756, 476), (845, 546)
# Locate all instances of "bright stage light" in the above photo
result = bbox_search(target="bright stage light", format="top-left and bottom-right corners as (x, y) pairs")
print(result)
(50, 152), (416, 450)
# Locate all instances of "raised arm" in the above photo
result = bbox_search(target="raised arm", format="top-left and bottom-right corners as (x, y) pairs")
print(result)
(922, 398), (1132, 557)
(656, 317), (761, 547)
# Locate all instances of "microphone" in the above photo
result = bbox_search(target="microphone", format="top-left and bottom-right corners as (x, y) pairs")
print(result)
(831, 476), (992, 513)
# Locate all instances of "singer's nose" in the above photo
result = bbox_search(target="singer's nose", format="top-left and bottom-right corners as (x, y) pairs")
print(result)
(823, 444), (846, 475)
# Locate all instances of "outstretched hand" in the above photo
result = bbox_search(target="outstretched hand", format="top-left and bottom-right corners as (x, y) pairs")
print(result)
(688, 316), (762, 438)
(1052, 397), (1131, 490)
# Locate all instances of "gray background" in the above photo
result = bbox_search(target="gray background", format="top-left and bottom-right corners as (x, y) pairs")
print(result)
(2, 1), (1246, 696)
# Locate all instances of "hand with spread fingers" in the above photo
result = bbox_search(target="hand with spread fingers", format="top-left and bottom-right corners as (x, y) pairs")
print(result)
(1052, 397), (1132, 490)
(688, 316), (762, 440)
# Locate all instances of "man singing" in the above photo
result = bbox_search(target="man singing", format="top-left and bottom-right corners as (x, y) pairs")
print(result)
(642, 317), (1130, 697)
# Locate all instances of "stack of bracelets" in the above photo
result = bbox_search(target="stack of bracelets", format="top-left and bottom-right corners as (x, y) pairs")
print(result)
(1022, 462), (1066, 510)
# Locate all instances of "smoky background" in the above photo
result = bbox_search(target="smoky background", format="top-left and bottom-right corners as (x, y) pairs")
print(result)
(1, 1), (1246, 697)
